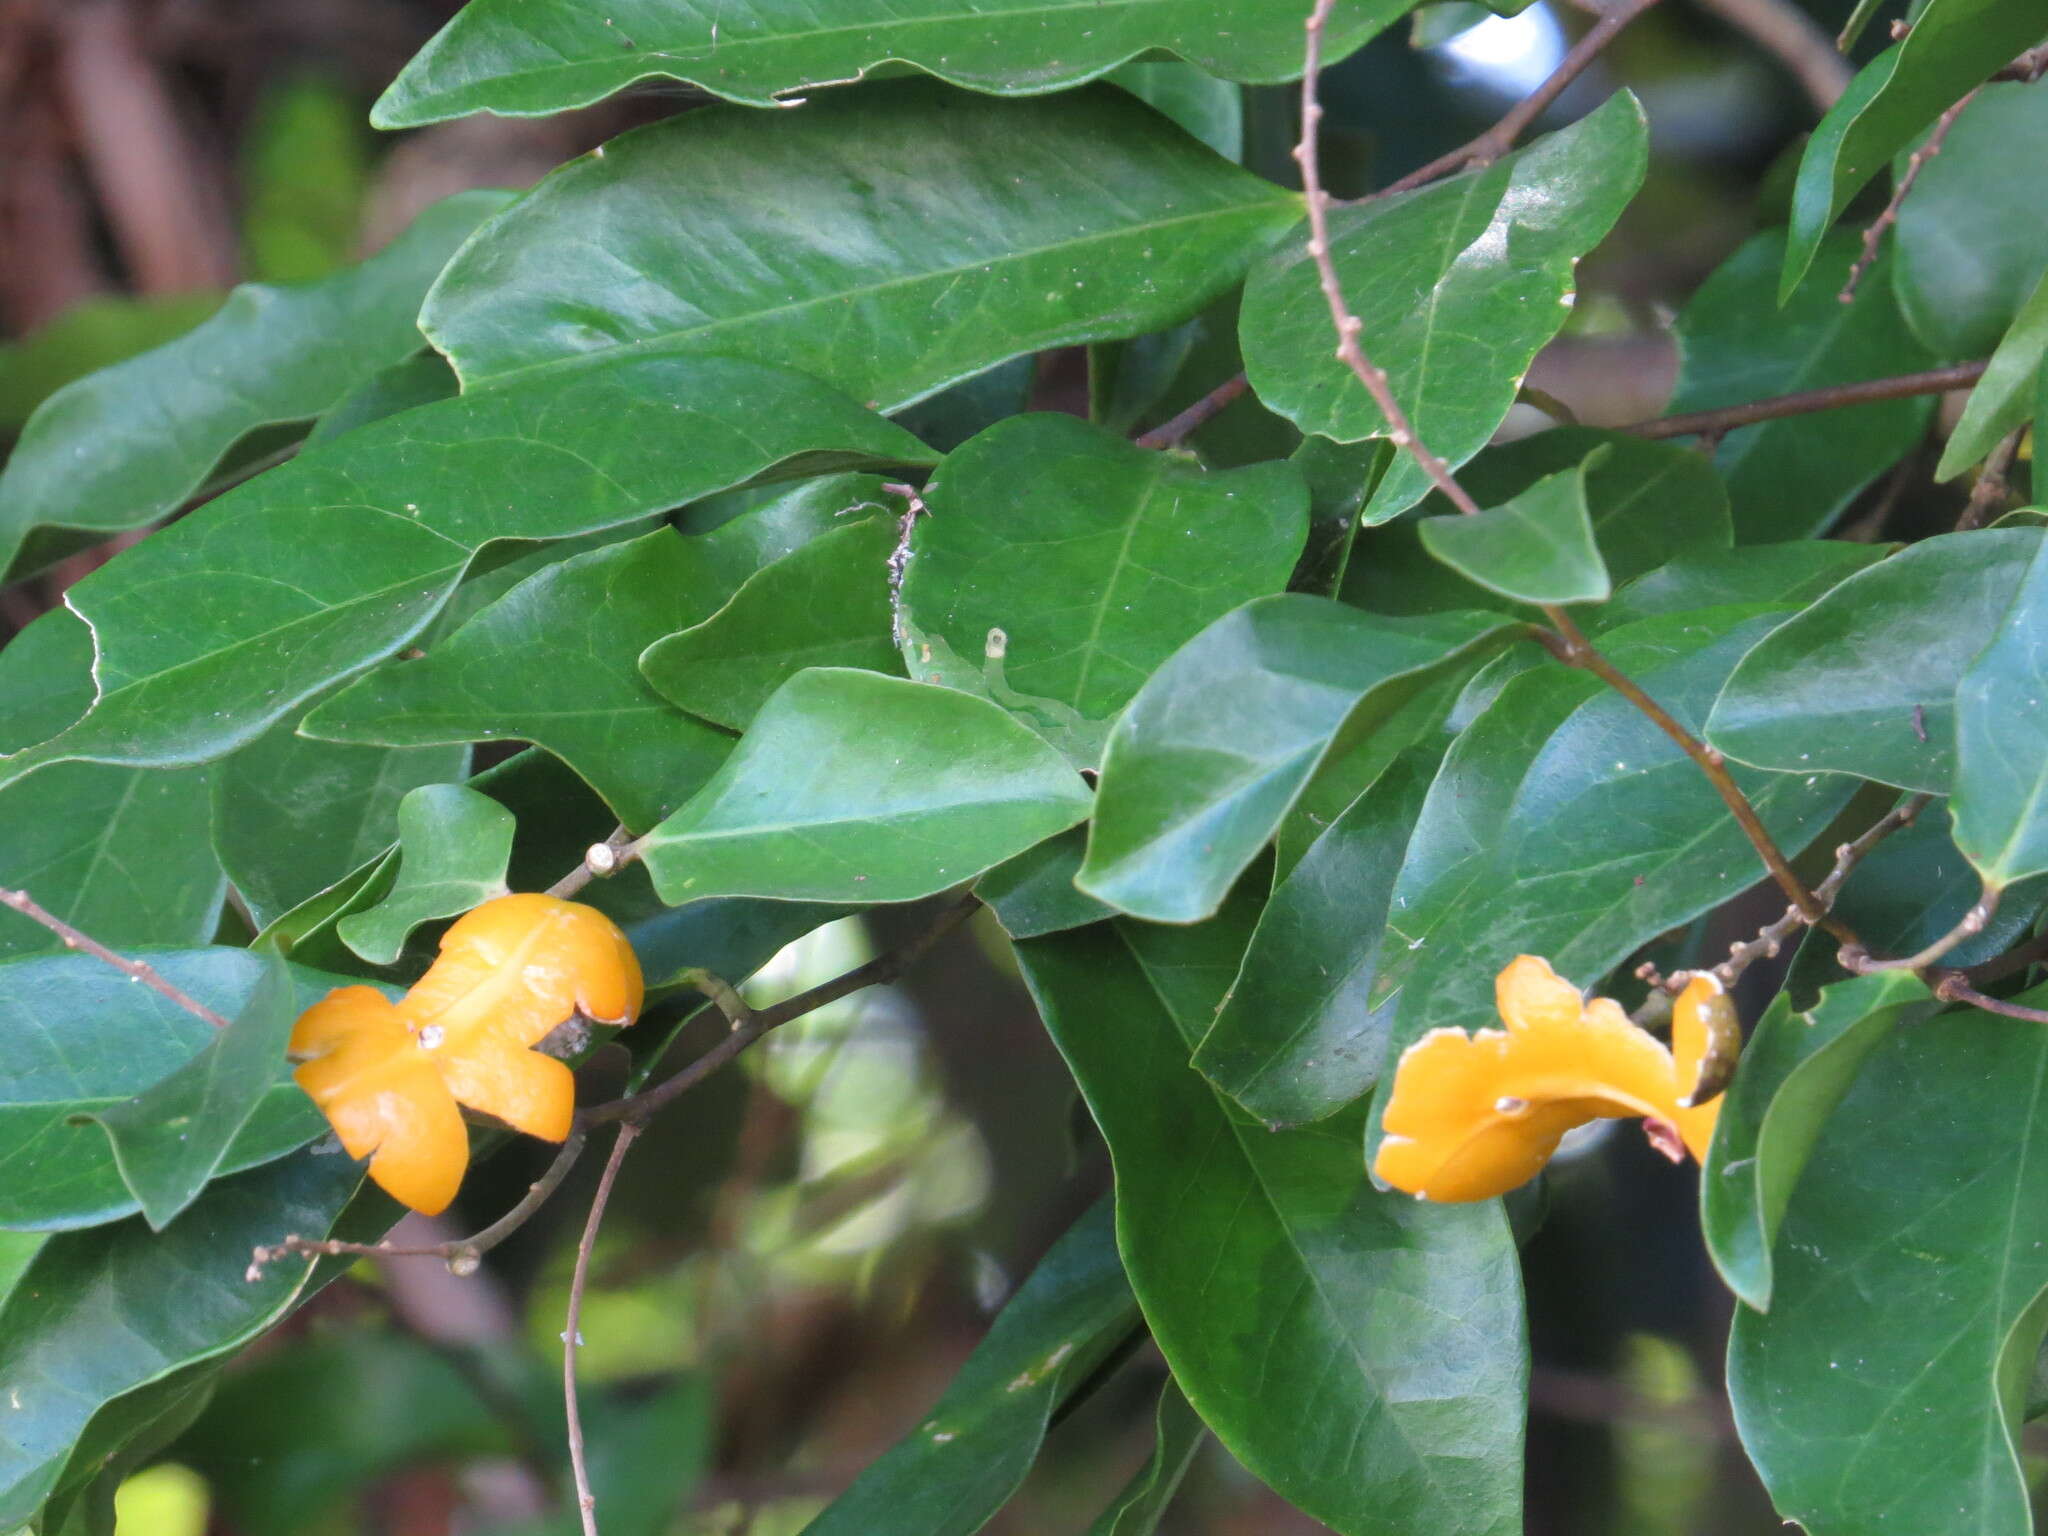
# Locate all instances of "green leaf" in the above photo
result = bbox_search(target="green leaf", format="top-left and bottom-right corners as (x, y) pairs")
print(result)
(1727, 989), (2048, 1536)
(639, 669), (1092, 905)
(1669, 230), (1938, 540)
(0, 608), (97, 754)
(1700, 970), (1933, 1310)
(1418, 457), (1611, 605)
(0, 295), (219, 433)
(211, 714), (466, 932)
(640, 514), (904, 734)
(303, 351), (458, 448)
(1706, 528), (2044, 793)
(1952, 535), (2048, 886)
(0, 1148), (369, 1527)
(373, 0), (1400, 124)
(1290, 436), (1392, 598)
(976, 829), (1117, 941)
(1781, 0), (2048, 299)
(240, 74), (371, 283)
(303, 526), (751, 831)
(898, 415), (1308, 762)
(0, 192), (510, 582)
(1892, 81), (2048, 358)
(334, 784), (514, 965)
(1240, 91), (1647, 521)
(0, 763), (222, 962)
(0, 352), (932, 794)
(801, 1199), (1138, 1536)
(1605, 539), (1887, 625)
(81, 955), (298, 1231)
(1195, 743), (1442, 1127)
(1017, 920), (1526, 1536)
(1108, 62), (1244, 161)
(1936, 265), (2048, 479)
(422, 83), (1303, 402)
(0, 947), (347, 1231)
(1085, 1377), (1207, 1536)
(1078, 595), (1510, 923)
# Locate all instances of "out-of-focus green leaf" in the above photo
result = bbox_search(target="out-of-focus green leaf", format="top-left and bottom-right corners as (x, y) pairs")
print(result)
(0, 295), (219, 431)
(334, 784), (514, 964)
(1706, 529), (2043, 792)
(1241, 91), (1646, 521)
(1936, 266), (2048, 479)
(1018, 918), (1525, 1536)
(0, 192), (509, 582)
(898, 414), (1307, 763)
(1418, 457), (1611, 605)
(0, 353), (931, 794)
(1952, 535), (2048, 887)
(1085, 1378), (1207, 1536)
(1729, 987), (2048, 1536)
(1782, 0), (2048, 299)
(802, 1200), (1138, 1536)
(1079, 595), (1510, 922)
(640, 669), (1092, 905)
(1669, 230), (1937, 540)
(240, 74), (370, 283)
(422, 84), (1302, 402)
(1701, 971), (1933, 1310)
(373, 0), (1399, 124)
(976, 829), (1117, 941)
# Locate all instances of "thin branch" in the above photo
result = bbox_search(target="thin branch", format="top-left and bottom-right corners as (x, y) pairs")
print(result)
(1846, 885), (2001, 975)
(1694, 0), (1852, 114)
(1620, 361), (1988, 440)
(548, 827), (637, 900)
(1375, 0), (1662, 200)
(1134, 373), (1251, 450)
(1, 886), (232, 1029)
(1931, 975), (2048, 1026)
(1955, 426), (2026, 532)
(1840, 91), (1973, 305)
(1961, 932), (2048, 987)
(565, 1121), (640, 1536)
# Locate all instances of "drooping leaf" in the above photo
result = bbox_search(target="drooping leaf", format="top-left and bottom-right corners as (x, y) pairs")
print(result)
(639, 669), (1093, 905)
(1669, 230), (1938, 540)
(1728, 989), (2048, 1536)
(83, 955), (299, 1231)
(422, 84), (1303, 401)
(1952, 535), (2048, 887)
(0, 192), (510, 582)
(372, 0), (1399, 123)
(1085, 1377), (1207, 1536)
(1417, 456), (1611, 605)
(1781, 0), (2048, 299)
(0, 947), (349, 1231)
(1936, 265), (2048, 479)
(303, 526), (748, 830)
(976, 829), (1117, 941)
(801, 1200), (1138, 1536)
(898, 414), (1308, 763)
(1240, 91), (1647, 521)
(333, 784), (515, 965)
(1700, 970), (1933, 1310)
(0, 352), (932, 795)
(1706, 529), (2044, 793)
(640, 514), (903, 734)
(1079, 595), (1511, 923)
(1017, 919), (1526, 1536)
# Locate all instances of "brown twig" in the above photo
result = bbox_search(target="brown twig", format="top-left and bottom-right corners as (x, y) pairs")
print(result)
(565, 1121), (640, 1536)
(1621, 361), (1989, 440)
(1134, 374), (1251, 450)
(1846, 885), (2001, 975)
(1930, 975), (2048, 1026)
(1693, 0), (1852, 113)
(1840, 92), (1973, 305)
(548, 827), (637, 900)
(1, 885), (232, 1029)
(1954, 426), (2025, 531)
(1960, 932), (2048, 987)
(1991, 46), (2048, 85)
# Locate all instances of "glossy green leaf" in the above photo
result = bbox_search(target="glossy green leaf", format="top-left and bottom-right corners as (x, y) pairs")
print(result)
(304, 526), (750, 830)
(0, 947), (347, 1231)
(641, 514), (903, 734)
(0, 352), (932, 795)
(0, 1233), (42, 1312)
(374, 0), (1398, 124)
(1952, 535), (2048, 886)
(1893, 81), (2048, 358)
(1241, 91), (1646, 521)
(0, 192), (509, 582)
(1700, 970), (1933, 1310)
(1418, 457), (1610, 605)
(0, 609), (96, 755)
(640, 669), (1092, 905)
(1728, 989), (2048, 1536)
(1086, 1378), (1206, 1536)
(82, 955), (298, 1231)
(422, 84), (1303, 401)
(975, 828), (1116, 941)
(0, 1148), (368, 1527)
(1196, 744), (1442, 1127)
(0, 295), (219, 433)
(1604, 540), (1886, 626)
(334, 784), (514, 965)
(1669, 230), (1937, 540)
(1018, 920), (1525, 1536)
(1936, 265), (2048, 479)
(303, 351), (458, 448)
(1108, 61), (1244, 161)
(1079, 595), (1510, 923)
(802, 1199), (1137, 1536)
(1706, 529), (2044, 792)
(1782, 0), (2048, 299)
(899, 414), (1308, 762)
